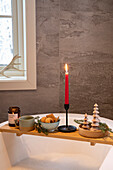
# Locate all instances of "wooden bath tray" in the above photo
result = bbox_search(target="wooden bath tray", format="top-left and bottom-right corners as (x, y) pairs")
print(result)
(0, 123), (113, 146)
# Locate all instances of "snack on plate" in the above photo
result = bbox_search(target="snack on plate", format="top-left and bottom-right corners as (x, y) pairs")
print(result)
(41, 114), (59, 123)
(45, 118), (54, 123)
(41, 117), (46, 123)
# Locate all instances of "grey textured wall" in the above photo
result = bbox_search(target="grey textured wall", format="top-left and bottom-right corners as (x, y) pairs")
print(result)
(0, 0), (113, 122)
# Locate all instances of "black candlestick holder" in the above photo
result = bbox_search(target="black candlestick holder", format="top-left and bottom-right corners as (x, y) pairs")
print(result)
(58, 104), (76, 132)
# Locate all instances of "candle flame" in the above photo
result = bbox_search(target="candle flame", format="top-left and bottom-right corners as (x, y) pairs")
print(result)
(64, 64), (68, 72)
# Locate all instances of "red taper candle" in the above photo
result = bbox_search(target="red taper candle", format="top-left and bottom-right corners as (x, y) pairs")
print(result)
(65, 64), (69, 104)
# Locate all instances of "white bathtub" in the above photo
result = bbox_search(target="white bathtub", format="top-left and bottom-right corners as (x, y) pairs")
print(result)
(0, 113), (113, 170)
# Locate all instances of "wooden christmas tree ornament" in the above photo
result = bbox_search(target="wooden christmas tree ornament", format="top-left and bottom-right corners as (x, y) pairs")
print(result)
(91, 103), (100, 131)
(82, 113), (89, 130)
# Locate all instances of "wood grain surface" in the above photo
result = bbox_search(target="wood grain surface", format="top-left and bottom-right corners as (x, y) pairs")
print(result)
(0, 124), (113, 146)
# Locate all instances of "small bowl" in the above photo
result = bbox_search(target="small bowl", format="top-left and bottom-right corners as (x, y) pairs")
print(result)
(40, 120), (60, 132)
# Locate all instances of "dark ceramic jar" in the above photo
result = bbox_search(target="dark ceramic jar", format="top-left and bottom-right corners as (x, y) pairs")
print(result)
(8, 107), (20, 127)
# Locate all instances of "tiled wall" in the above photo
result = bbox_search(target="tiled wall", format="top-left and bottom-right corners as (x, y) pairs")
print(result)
(59, 0), (113, 119)
(0, 0), (113, 122)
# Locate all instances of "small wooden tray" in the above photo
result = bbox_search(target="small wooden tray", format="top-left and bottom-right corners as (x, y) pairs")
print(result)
(79, 125), (109, 138)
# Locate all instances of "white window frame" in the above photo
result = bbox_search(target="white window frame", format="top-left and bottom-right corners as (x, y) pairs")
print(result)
(0, 0), (36, 90)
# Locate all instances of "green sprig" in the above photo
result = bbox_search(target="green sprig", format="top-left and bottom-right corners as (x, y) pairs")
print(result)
(35, 119), (48, 135)
(99, 122), (113, 133)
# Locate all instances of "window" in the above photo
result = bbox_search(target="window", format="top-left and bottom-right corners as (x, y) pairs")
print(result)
(0, 0), (13, 66)
(0, 0), (36, 90)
